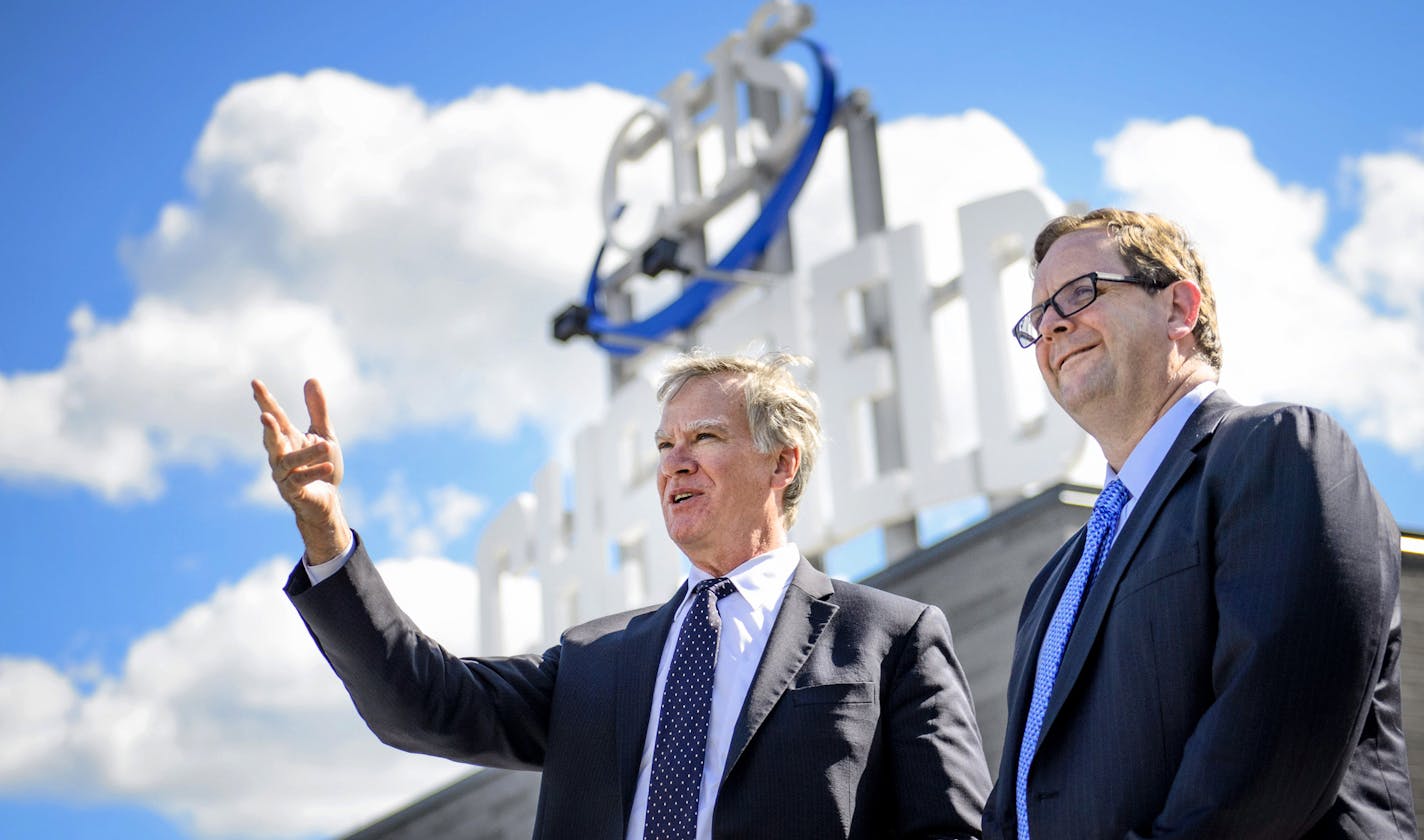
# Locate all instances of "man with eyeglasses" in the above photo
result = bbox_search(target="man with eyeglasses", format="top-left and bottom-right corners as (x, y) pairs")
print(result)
(983, 208), (1415, 839)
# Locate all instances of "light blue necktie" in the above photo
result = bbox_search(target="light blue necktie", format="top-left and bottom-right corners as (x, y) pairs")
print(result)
(643, 577), (736, 840)
(1015, 479), (1130, 840)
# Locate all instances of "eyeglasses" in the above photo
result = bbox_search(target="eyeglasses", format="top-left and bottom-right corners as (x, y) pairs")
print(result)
(1012, 272), (1151, 348)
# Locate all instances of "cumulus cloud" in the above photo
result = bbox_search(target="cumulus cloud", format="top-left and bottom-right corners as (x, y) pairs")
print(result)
(0, 658), (81, 784)
(0, 554), (480, 839)
(0, 296), (358, 500)
(1096, 117), (1424, 455)
(2, 70), (631, 500)
(1334, 150), (1424, 321)
(793, 108), (1046, 284)
(369, 473), (487, 556)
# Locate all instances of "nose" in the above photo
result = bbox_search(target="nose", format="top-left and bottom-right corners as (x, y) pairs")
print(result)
(1036, 303), (1073, 341)
(660, 443), (696, 476)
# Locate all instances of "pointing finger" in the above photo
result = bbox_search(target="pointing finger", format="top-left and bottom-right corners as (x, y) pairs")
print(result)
(252, 379), (298, 438)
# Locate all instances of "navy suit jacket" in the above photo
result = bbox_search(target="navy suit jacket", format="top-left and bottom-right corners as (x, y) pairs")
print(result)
(287, 544), (991, 838)
(985, 391), (1415, 839)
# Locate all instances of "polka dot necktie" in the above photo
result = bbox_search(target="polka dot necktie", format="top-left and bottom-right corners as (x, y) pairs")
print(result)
(643, 577), (736, 840)
(1015, 479), (1130, 840)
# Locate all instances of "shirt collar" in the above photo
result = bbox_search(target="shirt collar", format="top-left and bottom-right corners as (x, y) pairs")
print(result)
(1110, 381), (1218, 499)
(684, 543), (801, 613)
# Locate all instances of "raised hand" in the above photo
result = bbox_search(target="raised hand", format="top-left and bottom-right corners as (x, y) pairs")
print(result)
(252, 378), (352, 563)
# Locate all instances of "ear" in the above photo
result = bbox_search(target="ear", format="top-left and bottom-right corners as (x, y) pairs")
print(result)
(770, 445), (800, 491)
(1166, 280), (1202, 343)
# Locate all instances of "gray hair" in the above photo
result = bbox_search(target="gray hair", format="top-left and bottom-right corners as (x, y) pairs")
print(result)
(657, 351), (823, 528)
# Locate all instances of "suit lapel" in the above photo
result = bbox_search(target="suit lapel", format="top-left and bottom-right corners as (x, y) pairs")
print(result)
(1037, 391), (1237, 742)
(721, 557), (837, 780)
(616, 585), (685, 822)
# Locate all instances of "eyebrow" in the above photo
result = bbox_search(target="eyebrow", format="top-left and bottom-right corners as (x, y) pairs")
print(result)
(654, 418), (729, 443)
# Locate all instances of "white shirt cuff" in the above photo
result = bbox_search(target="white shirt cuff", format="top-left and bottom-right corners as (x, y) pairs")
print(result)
(303, 539), (356, 586)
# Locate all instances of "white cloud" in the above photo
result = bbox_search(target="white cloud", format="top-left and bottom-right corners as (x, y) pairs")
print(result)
(0, 658), (81, 785)
(430, 484), (488, 540)
(1334, 151), (1424, 321)
(1095, 117), (1424, 455)
(368, 473), (487, 557)
(2, 70), (628, 500)
(793, 108), (1046, 285)
(0, 553), (482, 839)
(0, 297), (358, 500)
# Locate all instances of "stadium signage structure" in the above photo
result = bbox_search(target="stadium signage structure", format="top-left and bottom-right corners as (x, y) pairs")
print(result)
(483, 3), (1085, 652)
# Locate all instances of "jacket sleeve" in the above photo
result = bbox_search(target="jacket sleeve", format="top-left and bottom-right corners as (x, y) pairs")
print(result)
(286, 534), (558, 770)
(888, 604), (993, 838)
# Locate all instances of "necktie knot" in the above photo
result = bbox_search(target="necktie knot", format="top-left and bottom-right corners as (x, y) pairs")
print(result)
(693, 577), (736, 601)
(1094, 479), (1130, 521)
(689, 578), (735, 633)
(1082, 480), (1130, 583)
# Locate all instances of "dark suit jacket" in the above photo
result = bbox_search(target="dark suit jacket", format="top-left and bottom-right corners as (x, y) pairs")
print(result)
(985, 391), (1416, 839)
(287, 543), (991, 838)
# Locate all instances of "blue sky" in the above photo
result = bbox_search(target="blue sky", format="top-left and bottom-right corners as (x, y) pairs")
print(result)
(3, 2), (1422, 838)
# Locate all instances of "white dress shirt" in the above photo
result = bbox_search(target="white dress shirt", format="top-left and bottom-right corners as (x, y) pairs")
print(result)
(624, 543), (801, 840)
(1108, 381), (1217, 536)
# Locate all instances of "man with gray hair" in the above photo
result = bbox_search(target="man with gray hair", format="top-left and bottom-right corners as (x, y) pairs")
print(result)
(255, 350), (990, 839)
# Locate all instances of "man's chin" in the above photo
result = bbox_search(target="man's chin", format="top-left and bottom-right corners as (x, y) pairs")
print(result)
(1047, 379), (1088, 414)
(1053, 377), (1107, 420)
(665, 523), (704, 554)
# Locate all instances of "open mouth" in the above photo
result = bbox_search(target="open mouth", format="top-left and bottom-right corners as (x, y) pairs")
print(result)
(671, 492), (695, 504)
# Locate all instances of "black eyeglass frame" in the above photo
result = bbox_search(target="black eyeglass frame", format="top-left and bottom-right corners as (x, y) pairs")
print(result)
(1012, 272), (1153, 348)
